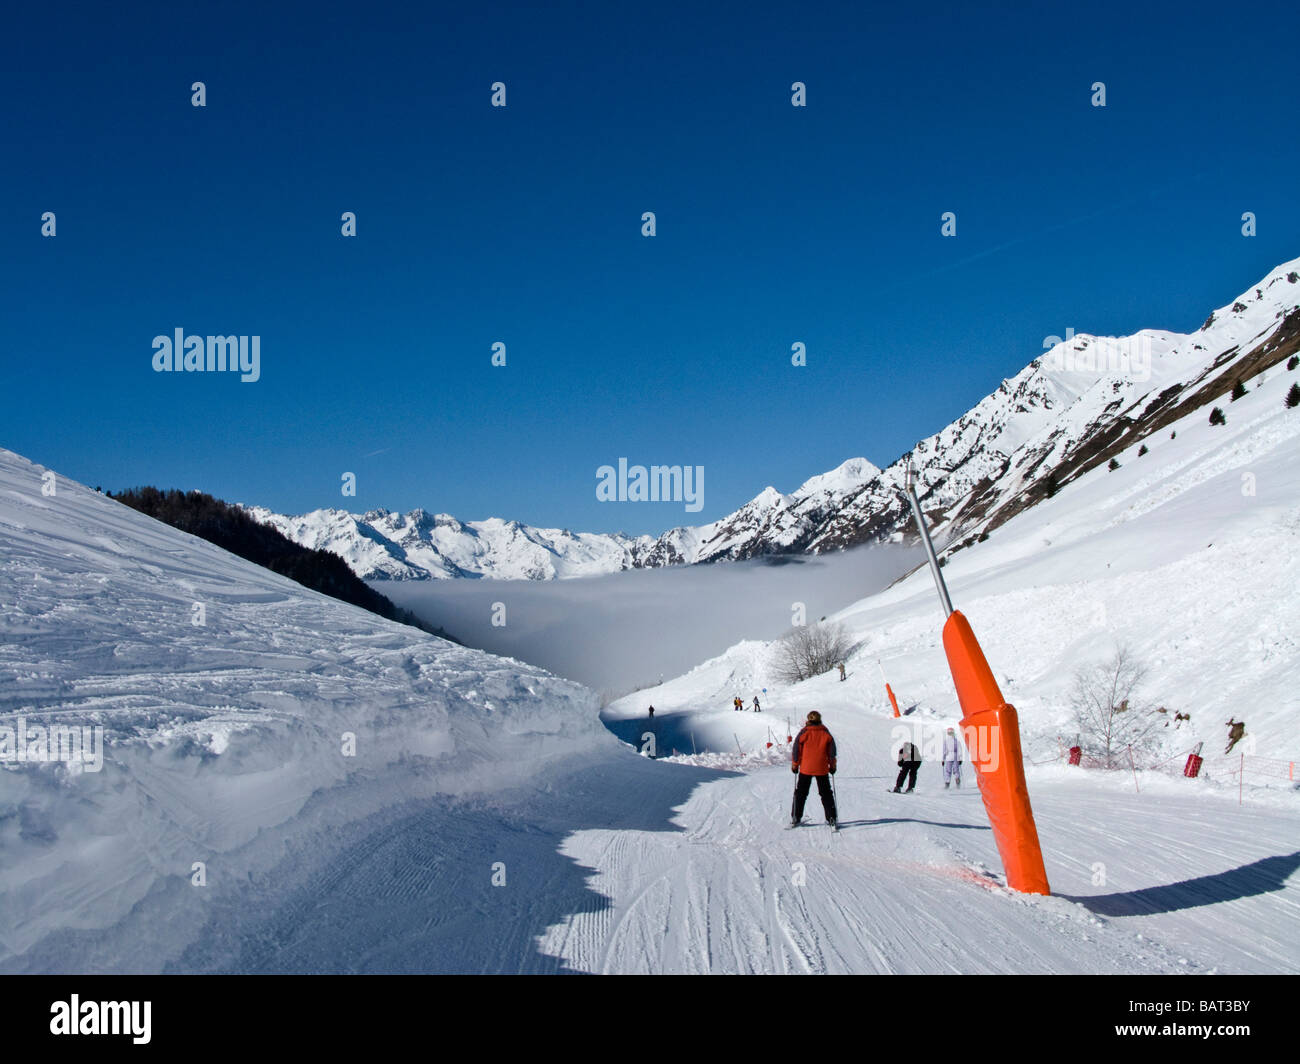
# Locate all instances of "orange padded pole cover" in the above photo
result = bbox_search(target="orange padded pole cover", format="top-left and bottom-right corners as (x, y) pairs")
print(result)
(943, 610), (1050, 896)
(886, 682), (901, 718)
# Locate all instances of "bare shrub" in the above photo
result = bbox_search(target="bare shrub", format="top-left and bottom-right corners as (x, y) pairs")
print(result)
(772, 621), (853, 684)
(1070, 646), (1163, 768)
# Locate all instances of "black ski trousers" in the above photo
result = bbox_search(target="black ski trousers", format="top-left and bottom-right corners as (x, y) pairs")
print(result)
(792, 773), (836, 821)
(895, 762), (920, 791)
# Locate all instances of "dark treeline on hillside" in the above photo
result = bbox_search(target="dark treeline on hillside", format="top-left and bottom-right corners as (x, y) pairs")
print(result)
(109, 486), (460, 643)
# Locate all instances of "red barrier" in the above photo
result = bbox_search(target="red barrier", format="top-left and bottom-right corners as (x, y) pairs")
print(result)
(1184, 753), (1203, 778)
(943, 610), (1051, 896)
(886, 682), (901, 718)
(1068, 746), (1082, 766)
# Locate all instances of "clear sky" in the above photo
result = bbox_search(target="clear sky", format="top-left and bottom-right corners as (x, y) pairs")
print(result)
(3, 0), (1297, 534)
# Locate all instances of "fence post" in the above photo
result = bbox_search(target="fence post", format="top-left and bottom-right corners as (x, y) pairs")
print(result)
(1127, 745), (1139, 793)
(1239, 751), (1244, 805)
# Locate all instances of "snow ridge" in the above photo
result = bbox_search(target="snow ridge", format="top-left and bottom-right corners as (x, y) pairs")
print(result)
(249, 257), (1300, 578)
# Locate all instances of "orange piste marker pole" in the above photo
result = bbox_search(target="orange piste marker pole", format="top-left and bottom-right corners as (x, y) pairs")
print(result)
(902, 458), (1050, 895)
(943, 610), (1050, 895)
(878, 661), (902, 718)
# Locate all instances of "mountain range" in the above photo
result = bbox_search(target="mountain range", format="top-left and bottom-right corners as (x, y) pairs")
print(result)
(247, 256), (1300, 580)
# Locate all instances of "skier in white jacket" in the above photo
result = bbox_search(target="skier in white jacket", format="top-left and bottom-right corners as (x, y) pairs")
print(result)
(942, 727), (963, 789)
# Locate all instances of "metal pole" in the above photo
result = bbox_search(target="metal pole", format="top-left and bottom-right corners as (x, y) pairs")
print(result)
(902, 458), (954, 618)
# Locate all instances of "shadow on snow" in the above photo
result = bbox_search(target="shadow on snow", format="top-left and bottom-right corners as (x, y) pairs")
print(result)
(169, 754), (736, 974)
(1062, 851), (1300, 917)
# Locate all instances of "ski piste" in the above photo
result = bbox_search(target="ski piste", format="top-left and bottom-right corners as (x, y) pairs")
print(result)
(6, 253), (1300, 975)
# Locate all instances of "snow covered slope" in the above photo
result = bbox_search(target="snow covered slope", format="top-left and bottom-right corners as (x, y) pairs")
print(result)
(250, 258), (1300, 581)
(610, 276), (1300, 758)
(5, 259), (1298, 975)
(243, 456), (882, 581)
(0, 447), (617, 971)
(242, 504), (657, 581)
(600, 307), (1300, 973)
(798, 258), (1300, 559)
(5, 393), (1298, 974)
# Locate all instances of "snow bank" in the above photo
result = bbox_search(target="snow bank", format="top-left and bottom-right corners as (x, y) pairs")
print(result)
(0, 448), (616, 971)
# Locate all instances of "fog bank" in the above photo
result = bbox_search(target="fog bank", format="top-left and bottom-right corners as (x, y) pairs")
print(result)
(376, 544), (921, 697)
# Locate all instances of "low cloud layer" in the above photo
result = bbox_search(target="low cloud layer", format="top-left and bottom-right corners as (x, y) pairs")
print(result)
(378, 544), (922, 697)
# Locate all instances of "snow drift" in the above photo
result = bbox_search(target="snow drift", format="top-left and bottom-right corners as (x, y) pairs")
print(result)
(0, 448), (624, 971)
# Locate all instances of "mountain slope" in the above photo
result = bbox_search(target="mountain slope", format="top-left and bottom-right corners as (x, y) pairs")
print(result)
(6, 449), (1293, 974)
(5, 317), (1298, 973)
(0, 447), (621, 971)
(610, 307), (1300, 757)
(243, 505), (658, 581)
(248, 258), (1300, 581)
(596, 324), (1300, 974)
(245, 457), (884, 581)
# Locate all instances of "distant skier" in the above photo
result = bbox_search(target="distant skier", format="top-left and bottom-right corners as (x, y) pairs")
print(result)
(753, 696), (761, 713)
(1224, 718), (1246, 755)
(837, 663), (846, 681)
(893, 739), (921, 793)
(790, 711), (837, 827)
(648, 705), (655, 719)
(734, 697), (742, 712)
(941, 727), (962, 789)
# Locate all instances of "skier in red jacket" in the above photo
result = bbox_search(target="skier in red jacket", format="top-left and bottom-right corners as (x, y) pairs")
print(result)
(790, 711), (837, 827)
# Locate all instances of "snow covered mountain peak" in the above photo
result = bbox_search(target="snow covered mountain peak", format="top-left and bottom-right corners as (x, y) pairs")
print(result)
(247, 255), (1300, 580)
(795, 457), (880, 498)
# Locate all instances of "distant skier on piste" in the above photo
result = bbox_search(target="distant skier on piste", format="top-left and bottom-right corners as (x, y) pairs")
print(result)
(941, 727), (962, 789)
(753, 696), (761, 713)
(893, 739), (921, 793)
(790, 711), (837, 828)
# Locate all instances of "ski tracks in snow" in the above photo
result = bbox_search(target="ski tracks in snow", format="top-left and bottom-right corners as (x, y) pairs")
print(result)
(537, 765), (1229, 975)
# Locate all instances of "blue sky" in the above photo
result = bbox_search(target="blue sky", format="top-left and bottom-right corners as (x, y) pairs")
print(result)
(3, 0), (1297, 534)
